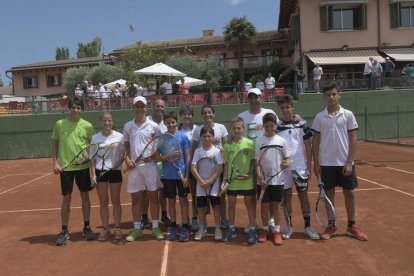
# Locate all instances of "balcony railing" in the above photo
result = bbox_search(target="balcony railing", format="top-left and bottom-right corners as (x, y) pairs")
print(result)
(224, 55), (279, 69)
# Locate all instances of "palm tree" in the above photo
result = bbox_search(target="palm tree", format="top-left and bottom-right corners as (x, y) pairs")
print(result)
(223, 16), (256, 86)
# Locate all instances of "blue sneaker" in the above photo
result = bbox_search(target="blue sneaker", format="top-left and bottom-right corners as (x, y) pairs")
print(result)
(191, 219), (199, 232)
(168, 227), (177, 241)
(179, 227), (189, 242)
(247, 228), (257, 244)
(222, 228), (237, 242)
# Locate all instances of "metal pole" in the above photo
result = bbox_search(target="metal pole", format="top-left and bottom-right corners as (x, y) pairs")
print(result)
(364, 106), (367, 140)
(397, 106), (400, 144)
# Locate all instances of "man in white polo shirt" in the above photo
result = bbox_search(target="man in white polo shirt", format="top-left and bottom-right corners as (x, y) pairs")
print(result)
(311, 82), (368, 241)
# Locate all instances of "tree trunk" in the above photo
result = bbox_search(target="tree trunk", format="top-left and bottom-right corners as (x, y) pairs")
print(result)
(238, 46), (244, 86)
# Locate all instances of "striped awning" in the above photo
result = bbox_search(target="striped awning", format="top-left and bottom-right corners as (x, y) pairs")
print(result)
(381, 48), (414, 62)
(305, 49), (385, 65)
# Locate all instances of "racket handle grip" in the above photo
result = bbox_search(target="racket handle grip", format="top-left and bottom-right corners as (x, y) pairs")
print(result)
(258, 189), (265, 203)
(178, 171), (186, 185)
(218, 182), (229, 196)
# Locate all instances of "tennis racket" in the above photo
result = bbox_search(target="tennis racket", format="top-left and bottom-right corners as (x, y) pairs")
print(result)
(219, 147), (255, 196)
(196, 157), (218, 196)
(315, 176), (336, 229)
(96, 142), (126, 180)
(123, 136), (162, 173)
(258, 145), (287, 202)
(60, 143), (99, 171)
(160, 133), (185, 184)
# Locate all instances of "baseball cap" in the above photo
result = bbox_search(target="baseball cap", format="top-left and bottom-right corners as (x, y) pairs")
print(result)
(133, 96), (147, 106)
(247, 88), (262, 96)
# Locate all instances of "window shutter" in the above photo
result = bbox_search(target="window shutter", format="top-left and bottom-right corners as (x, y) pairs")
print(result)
(47, 75), (51, 87)
(58, 74), (62, 86)
(23, 77), (28, 89)
(390, 3), (398, 28)
(320, 6), (328, 31)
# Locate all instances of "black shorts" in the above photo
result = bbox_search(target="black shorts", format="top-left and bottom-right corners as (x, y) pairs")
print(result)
(261, 185), (284, 203)
(162, 179), (190, 198)
(60, 168), (92, 196)
(321, 166), (358, 190)
(196, 196), (220, 208)
(227, 189), (255, 196)
(96, 169), (123, 183)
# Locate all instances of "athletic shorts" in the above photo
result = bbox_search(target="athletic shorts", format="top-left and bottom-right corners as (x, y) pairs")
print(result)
(162, 179), (190, 198)
(227, 189), (255, 196)
(261, 185), (284, 203)
(321, 165), (358, 190)
(283, 169), (309, 192)
(95, 169), (122, 183)
(126, 163), (159, 193)
(196, 196), (220, 208)
(60, 168), (91, 196)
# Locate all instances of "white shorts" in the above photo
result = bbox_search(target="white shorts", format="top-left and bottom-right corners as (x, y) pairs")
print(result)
(283, 169), (309, 192)
(126, 163), (159, 193)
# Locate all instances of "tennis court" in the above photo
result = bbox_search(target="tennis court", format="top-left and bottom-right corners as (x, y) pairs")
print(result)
(0, 141), (413, 275)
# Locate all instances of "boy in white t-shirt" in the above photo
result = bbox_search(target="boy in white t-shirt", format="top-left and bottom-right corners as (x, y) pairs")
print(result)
(312, 82), (368, 241)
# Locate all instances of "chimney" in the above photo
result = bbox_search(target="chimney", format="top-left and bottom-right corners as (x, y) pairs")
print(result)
(202, 29), (214, 38)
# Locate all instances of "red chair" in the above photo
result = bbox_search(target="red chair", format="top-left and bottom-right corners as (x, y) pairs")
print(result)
(179, 95), (194, 105)
(193, 94), (205, 105)
(273, 88), (285, 99)
(213, 93), (220, 105)
(221, 93), (237, 104)
(262, 90), (273, 102)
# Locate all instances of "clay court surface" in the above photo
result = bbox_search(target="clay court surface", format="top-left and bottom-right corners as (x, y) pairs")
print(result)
(1, 141), (413, 276)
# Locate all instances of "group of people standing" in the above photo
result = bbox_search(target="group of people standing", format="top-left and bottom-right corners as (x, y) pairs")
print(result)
(52, 82), (368, 246)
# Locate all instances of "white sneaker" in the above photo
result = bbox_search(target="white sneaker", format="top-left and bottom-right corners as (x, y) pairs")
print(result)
(214, 227), (222, 240)
(244, 225), (250, 234)
(194, 227), (206, 241)
(304, 226), (320, 240)
(282, 226), (294, 240)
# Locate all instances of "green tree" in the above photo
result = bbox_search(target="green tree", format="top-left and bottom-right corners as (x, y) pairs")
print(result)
(55, 47), (70, 60)
(63, 66), (92, 95)
(165, 54), (232, 90)
(119, 44), (167, 83)
(223, 16), (256, 85)
(77, 36), (103, 58)
(86, 64), (123, 86)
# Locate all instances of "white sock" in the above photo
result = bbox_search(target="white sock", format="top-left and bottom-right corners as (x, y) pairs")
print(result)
(133, 221), (141, 229)
(229, 224), (235, 230)
(152, 220), (159, 228)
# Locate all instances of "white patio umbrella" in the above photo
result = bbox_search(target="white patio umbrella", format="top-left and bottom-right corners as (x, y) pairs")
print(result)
(103, 79), (127, 90)
(134, 63), (186, 77)
(176, 77), (206, 87)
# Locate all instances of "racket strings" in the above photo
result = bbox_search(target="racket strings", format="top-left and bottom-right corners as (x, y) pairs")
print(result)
(197, 158), (216, 181)
(75, 144), (98, 165)
(103, 143), (125, 169)
(231, 149), (254, 176)
(260, 148), (284, 180)
(142, 138), (162, 158)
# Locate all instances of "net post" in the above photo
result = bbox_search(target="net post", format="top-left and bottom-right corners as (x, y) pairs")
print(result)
(397, 106), (400, 144)
(364, 106), (367, 140)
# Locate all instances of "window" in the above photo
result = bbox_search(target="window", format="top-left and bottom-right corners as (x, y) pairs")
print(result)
(320, 3), (367, 31)
(391, 1), (414, 28)
(47, 74), (62, 87)
(23, 76), (38, 89)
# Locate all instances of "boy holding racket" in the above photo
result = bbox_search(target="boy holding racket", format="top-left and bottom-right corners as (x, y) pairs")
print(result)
(221, 117), (257, 244)
(52, 97), (95, 246)
(255, 113), (290, 246)
(276, 95), (320, 240)
(156, 111), (191, 241)
(191, 127), (224, 241)
(123, 96), (164, 241)
(312, 82), (368, 241)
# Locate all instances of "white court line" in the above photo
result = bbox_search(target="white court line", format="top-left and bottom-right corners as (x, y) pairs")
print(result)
(358, 176), (414, 198)
(358, 160), (414, 175)
(0, 173), (48, 180)
(0, 173), (53, 195)
(160, 240), (170, 276)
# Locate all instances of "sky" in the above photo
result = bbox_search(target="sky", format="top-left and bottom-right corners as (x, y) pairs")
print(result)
(0, 0), (280, 85)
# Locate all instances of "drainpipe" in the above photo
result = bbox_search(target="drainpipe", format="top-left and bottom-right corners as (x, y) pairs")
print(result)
(5, 70), (14, 95)
(377, 0), (381, 50)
